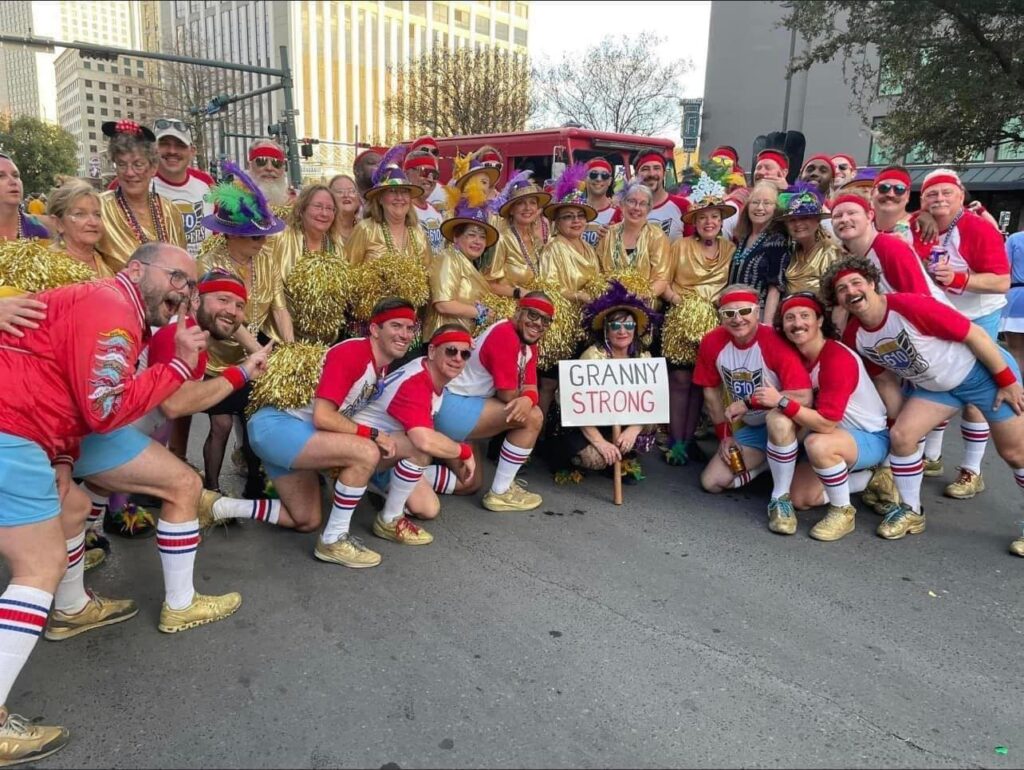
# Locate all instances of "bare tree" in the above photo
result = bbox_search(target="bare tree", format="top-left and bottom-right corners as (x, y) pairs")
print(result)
(385, 45), (532, 137)
(532, 32), (690, 136)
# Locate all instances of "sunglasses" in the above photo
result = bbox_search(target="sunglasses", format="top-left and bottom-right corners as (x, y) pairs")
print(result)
(442, 346), (471, 361)
(558, 212), (587, 222)
(254, 157), (285, 169)
(719, 306), (756, 320)
(419, 169), (439, 180)
(875, 183), (908, 196)
(607, 320), (636, 332)
(154, 118), (188, 133)
(523, 308), (553, 327)
(588, 172), (611, 181)
(835, 163), (852, 171)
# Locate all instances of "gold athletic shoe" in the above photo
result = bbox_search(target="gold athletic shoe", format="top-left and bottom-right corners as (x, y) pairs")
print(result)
(158, 592), (241, 634)
(0, 712), (68, 767)
(197, 488), (222, 530)
(876, 503), (926, 540)
(922, 455), (944, 477)
(482, 481), (542, 512)
(809, 504), (856, 542)
(861, 467), (900, 514)
(373, 514), (433, 545)
(944, 468), (984, 499)
(83, 548), (105, 572)
(1009, 537), (1024, 557)
(44, 593), (138, 641)
(767, 494), (797, 535)
(313, 534), (382, 568)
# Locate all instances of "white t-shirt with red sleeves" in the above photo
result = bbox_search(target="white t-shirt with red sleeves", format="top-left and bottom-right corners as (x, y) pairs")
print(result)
(446, 319), (537, 398)
(581, 202), (616, 248)
(414, 199), (445, 254)
(647, 194), (690, 243)
(865, 232), (951, 306)
(841, 293), (975, 392)
(355, 357), (444, 434)
(151, 168), (214, 258)
(807, 338), (887, 433)
(290, 337), (384, 422)
(910, 209), (1009, 319)
(132, 317), (208, 436)
(693, 324), (812, 426)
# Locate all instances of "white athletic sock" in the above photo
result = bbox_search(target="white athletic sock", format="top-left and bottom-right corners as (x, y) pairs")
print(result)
(889, 449), (924, 513)
(491, 440), (532, 495)
(382, 460), (425, 523)
(83, 484), (108, 528)
(766, 440), (799, 499)
(1014, 468), (1024, 496)
(813, 461), (851, 507)
(212, 496), (281, 525)
(321, 482), (365, 544)
(729, 462), (767, 488)
(960, 420), (989, 474)
(849, 469), (872, 494)
(923, 419), (949, 461)
(0, 585), (51, 705)
(54, 530), (89, 614)
(426, 465), (457, 495)
(156, 519), (199, 610)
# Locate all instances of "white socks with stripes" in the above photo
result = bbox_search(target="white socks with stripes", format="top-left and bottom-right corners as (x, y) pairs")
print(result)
(382, 460), (425, 524)
(889, 448), (924, 513)
(54, 530), (89, 614)
(212, 496), (281, 525)
(156, 519), (199, 610)
(960, 420), (990, 474)
(766, 440), (798, 499)
(322, 482), (365, 544)
(0, 585), (51, 706)
(491, 440), (532, 495)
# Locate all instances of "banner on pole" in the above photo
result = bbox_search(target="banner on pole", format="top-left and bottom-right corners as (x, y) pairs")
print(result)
(558, 357), (669, 427)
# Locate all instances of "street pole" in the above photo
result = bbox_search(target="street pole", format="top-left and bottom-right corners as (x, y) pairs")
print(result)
(279, 45), (302, 189)
(781, 26), (797, 132)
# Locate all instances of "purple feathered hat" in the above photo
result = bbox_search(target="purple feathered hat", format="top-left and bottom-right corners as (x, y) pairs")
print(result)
(777, 181), (828, 221)
(365, 144), (424, 202)
(582, 279), (662, 337)
(542, 162), (597, 222)
(497, 169), (552, 218)
(440, 187), (501, 248)
(202, 161), (286, 236)
(837, 167), (878, 196)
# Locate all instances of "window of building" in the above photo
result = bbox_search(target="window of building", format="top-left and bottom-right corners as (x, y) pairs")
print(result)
(88, 132), (96, 140)
(868, 117), (899, 166)
(495, 1), (510, 12)
(100, 108), (108, 116)
(515, 2), (528, 18)
(84, 79), (92, 87)
(454, 8), (469, 28)
(87, 106), (94, 114)
(83, 60), (91, 69)
(112, 84), (119, 92)
(87, 118), (94, 126)
(90, 145), (97, 153)
(475, 14), (489, 34)
(409, 1), (426, 15)
(996, 119), (1024, 161)
(877, 55), (903, 97)
(98, 82), (106, 91)
(114, 97), (121, 106)
(111, 65), (118, 75)
(99, 95), (107, 104)
(433, 2), (448, 23)
(513, 26), (527, 46)
(496, 21), (509, 40)
(97, 63), (105, 72)
(904, 143), (936, 165)
(86, 92), (93, 101)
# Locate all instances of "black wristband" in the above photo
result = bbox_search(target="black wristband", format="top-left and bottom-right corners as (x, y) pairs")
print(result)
(513, 287), (522, 300)
(369, 427), (380, 441)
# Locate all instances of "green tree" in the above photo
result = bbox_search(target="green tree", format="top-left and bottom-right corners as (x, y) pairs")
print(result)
(0, 114), (79, 195)
(782, 1), (1024, 163)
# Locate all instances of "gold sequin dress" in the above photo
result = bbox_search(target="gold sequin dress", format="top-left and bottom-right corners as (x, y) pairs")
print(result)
(424, 245), (493, 336)
(96, 190), (187, 269)
(666, 236), (736, 302)
(783, 238), (842, 295)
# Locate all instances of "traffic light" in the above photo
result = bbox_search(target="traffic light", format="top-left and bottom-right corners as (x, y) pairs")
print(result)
(268, 123), (284, 139)
(300, 137), (319, 158)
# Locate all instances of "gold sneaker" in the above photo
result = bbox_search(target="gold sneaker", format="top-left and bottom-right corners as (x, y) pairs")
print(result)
(923, 455), (944, 477)
(313, 534), (382, 568)
(482, 480), (542, 512)
(861, 466), (900, 514)
(83, 548), (105, 572)
(197, 488), (222, 530)
(809, 504), (856, 542)
(876, 503), (926, 540)
(158, 591), (241, 634)
(45, 592), (138, 641)
(944, 468), (984, 499)
(0, 712), (68, 767)
(373, 514), (433, 546)
(767, 495), (797, 535)
(1010, 538), (1024, 557)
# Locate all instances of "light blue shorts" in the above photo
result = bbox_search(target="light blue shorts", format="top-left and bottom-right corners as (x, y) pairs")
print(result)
(973, 308), (1002, 340)
(433, 393), (486, 442)
(75, 426), (151, 479)
(0, 433), (60, 527)
(848, 427), (890, 471)
(911, 352), (1022, 423)
(734, 423), (767, 452)
(248, 407), (316, 479)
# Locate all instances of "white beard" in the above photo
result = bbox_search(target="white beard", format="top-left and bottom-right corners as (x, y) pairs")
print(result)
(256, 176), (290, 206)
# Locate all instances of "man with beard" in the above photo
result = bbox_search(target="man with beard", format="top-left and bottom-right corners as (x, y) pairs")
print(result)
(831, 153), (858, 192)
(353, 145), (386, 201)
(246, 140), (294, 207)
(0, 242), (213, 763)
(632, 149), (689, 243)
(405, 150), (445, 255)
(582, 158), (616, 249)
(151, 118), (214, 258)
(431, 293), (552, 511)
(824, 257), (1024, 553)
(752, 149), (789, 188)
(50, 269), (274, 641)
(799, 154), (834, 197)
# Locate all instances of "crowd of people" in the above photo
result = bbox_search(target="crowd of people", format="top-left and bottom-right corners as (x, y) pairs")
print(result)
(0, 116), (1023, 766)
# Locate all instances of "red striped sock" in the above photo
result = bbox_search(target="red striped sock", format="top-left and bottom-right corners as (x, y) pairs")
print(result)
(0, 585), (53, 705)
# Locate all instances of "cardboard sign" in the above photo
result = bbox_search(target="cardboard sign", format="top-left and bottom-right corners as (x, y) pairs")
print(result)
(558, 357), (669, 427)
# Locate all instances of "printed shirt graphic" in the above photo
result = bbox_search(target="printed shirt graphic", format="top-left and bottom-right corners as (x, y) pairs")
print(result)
(808, 339), (887, 433)
(354, 356), (444, 434)
(693, 324), (811, 426)
(581, 203), (616, 248)
(152, 169), (214, 258)
(446, 319), (537, 398)
(290, 337), (382, 422)
(647, 195), (690, 243)
(842, 293), (975, 392)
(415, 201), (445, 254)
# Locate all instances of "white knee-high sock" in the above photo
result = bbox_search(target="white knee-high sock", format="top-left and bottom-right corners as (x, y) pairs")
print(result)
(426, 465), (457, 495)
(212, 496), (281, 525)
(156, 519), (199, 610)
(382, 460), (425, 523)
(813, 461), (851, 507)
(960, 420), (989, 474)
(491, 440), (532, 494)
(890, 449), (924, 513)
(923, 420), (949, 461)
(766, 440), (799, 498)
(0, 585), (52, 705)
(54, 530), (89, 613)
(82, 484), (108, 529)
(729, 462), (767, 489)
(321, 481), (365, 544)
(849, 469), (872, 494)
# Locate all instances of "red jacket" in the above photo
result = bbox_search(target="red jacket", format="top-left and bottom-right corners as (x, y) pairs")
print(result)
(0, 274), (190, 463)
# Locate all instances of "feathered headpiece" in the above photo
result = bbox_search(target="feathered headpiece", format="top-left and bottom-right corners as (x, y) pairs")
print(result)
(777, 181), (827, 220)
(679, 156), (746, 198)
(365, 144), (422, 201)
(582, 279), (662, 338)
(203, 161), (286, 236)
(371, 144), (408, 187)
(682, 170), (738, 225)
(453, 151), (500, 190)
(543, 163), (596, 221)
(497, 169), (553, 218)
(441, 175), (501, 247)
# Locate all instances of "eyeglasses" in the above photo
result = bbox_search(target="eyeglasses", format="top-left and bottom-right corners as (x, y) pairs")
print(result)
(558, 212), (587, 222)
(623, 197), (649, 208)
(115, 159), (152, 174)
(253, 157), (285, 169)
(154, 118), (188, 133)
(331, 187), (358, 197)
(308, 203), (337, 213)
(876, 183), (908, 196)
(607, 320), (637, 332)
(138, 260), (196, 291)
(442, 346), (471, 361)
(523, 308), (553, 327)
(748, 199), (776, 208)
(719, 306), (756, 319)
(588, 172), (611, 181)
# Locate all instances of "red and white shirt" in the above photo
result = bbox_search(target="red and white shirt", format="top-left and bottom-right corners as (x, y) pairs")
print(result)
(414, 199), (445, 254)
(841, 293), (975, 392)
(292, 337), (385, 422)
(131, 317), (208, 437)
(648, 194), (690, 243)
(447, 319), (537, 398)
(693, 324), (811, 425)
(806, 339), (886, 433)
(151, 168), (214, 258)
(910, 209), (1008, 319)
(355, 357), (444, 434)
(582, 202), (617, 248)
(865, 232), (950, 306)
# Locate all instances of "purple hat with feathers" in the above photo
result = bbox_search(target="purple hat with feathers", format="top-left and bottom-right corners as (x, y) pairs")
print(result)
(837, 167), (878, 195)
(777, 181), (828, 221)
(202, 161), (286, 236)
(366, 144), (423, 201)
(543, 163), (596, 222)
(497, 169), (552, 218)
(582, 279), (662, 337)
(440, 192), (501, 248)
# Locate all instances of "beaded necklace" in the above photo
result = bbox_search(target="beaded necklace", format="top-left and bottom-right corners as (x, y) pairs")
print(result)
(382, 221), (412, 257)
(735, 228), (770, 263)
(612, 224), (642, 269)
(114, 187), (167, 244)
(304, 232), (336, 255)
(941, 208), (966, 249)
(512, 220), (545, 275)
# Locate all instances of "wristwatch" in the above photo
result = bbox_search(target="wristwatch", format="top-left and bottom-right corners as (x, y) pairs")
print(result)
(369, 427), (380, 441)
(777, 396), (791, 412)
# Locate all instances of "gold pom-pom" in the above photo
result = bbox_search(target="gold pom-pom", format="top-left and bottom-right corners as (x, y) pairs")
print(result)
(661, 292), (719, 366)
(198, 234), (226, 259)
(285, 250), (351, 344)
(532, 277), (586, 370)
(0, 241), (96, 292)
(476, 292), (518, 331)
(246, 342), (328, 415)
(348, 251), (430, 321)
(583, 268), (654, 304)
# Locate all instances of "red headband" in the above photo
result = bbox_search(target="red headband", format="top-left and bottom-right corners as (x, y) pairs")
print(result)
(404, 154), (438, 172)
(635, 151), (665, 169)
(354, 146), (387, 166)
(834, 267), (865, 283)
(248, 145), (285, 162)
(829, 194), (871, 214)
(802, 153), (834, 171)
(410, 136), (438, 152)
(370, 307), (417, 326)
(874, 167), (911, 188)
(757, 150), (788, 171)
(587, 158), (612, 174)
(430, 330), (473, 348)
(199, 279), (248, 303)
(781, 295), (823, 316)
(921, 173), (962, 194)
(718, 290), (759, 307)
(711, 147), (738, 163)
(519, 296), (555, 317)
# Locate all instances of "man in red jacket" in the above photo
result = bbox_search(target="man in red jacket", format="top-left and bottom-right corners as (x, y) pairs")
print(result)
(0, 242), (217, 765)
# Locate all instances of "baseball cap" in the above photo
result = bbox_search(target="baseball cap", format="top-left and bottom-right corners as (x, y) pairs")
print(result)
(153, 118), (192, 146)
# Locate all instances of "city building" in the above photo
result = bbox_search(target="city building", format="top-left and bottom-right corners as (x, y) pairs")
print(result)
(701, 0), (1024, 230)
(0, 1), (59, 122)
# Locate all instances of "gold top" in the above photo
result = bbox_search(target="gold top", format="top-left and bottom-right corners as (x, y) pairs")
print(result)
(345, 218), (430, 268)
(580, 345), (651, 361)
(667, 236), (737, 302)
(596, 222), (671, 282)
(96, 190), (187, 270)
(199, 237), (287, 372)
(52, 245), (118, 278)
(784, 238), (843, 295)
(486, 221), (549, 289)
(424, 245), (493, 336)
(270, 225), (347, 286)
(539, 235), (600, 299)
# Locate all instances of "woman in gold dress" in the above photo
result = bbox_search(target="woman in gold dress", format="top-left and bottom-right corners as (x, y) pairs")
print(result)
(271, 184), (346, 286)
(485, 171), (551, 299)
(47, 180), (119, 277)
(96, 120), (186, 268)
(327, 174), (361, 246)
(778, 183), (842, 296)
(596, 181), (670, 299)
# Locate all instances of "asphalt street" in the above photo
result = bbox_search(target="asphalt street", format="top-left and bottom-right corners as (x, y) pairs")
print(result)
(12, 416), (1024, 769)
